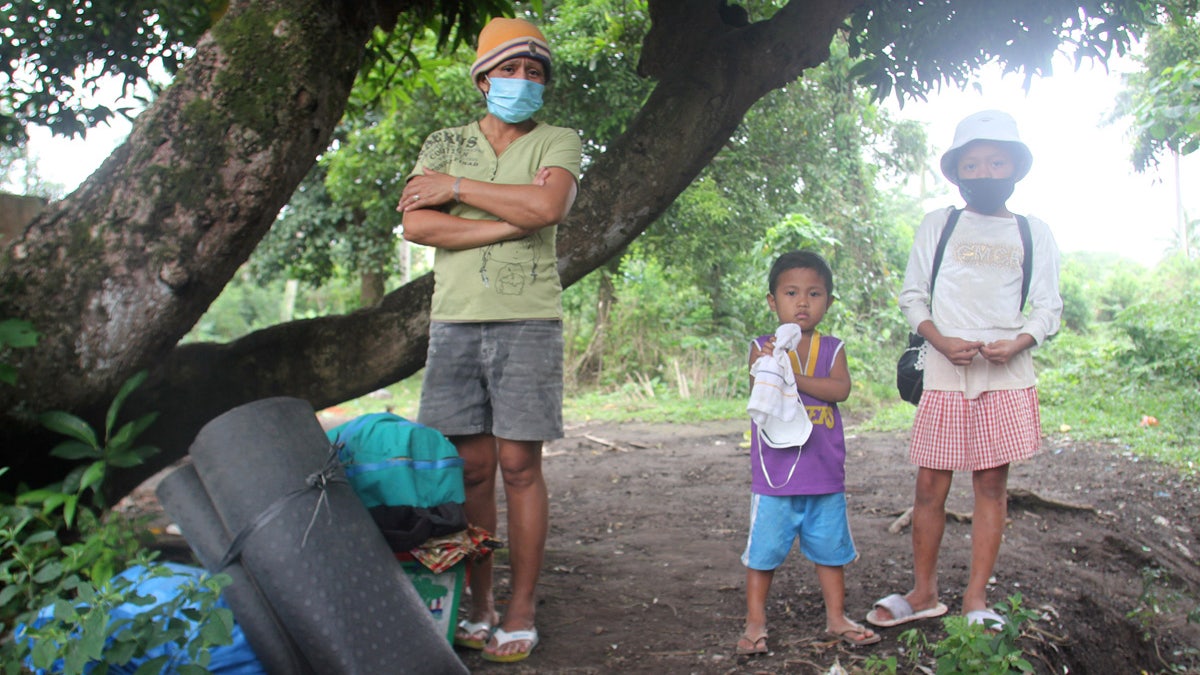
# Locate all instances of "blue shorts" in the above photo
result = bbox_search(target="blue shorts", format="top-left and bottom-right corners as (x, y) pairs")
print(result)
(417, 320), (564, 442)
(741, 492), (857, 570)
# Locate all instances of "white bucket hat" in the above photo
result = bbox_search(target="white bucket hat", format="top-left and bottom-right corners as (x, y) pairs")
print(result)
(939, 110), (1033, 185)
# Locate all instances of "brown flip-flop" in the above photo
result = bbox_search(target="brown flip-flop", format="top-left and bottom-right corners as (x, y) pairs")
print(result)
(735, 629), (769, 655)
(824, 624), (882, 646)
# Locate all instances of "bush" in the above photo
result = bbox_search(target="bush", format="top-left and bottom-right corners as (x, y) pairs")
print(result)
(0, 371), (233, 672)
(1115, 290), (1200, 381)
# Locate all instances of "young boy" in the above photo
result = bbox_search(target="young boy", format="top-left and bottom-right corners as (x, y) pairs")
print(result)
(737, 251), (879, 655)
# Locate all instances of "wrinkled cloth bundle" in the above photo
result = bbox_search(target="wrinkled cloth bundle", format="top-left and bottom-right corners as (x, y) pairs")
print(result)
(747, 324), (813, 448)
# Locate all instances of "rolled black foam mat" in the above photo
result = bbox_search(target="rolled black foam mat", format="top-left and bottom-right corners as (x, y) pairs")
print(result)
(157, 463), (314, 675)
(159, 397), (466, 675)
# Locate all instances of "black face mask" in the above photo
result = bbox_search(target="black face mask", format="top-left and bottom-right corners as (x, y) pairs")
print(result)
(958, 177), (1015, 215)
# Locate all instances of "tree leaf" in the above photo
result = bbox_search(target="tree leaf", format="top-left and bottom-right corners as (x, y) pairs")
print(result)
(78, 461), (106, 494)
(105, 370), (147, 437)
(50, 440), (103, 460)
(62, 494), (79, 528)
(80, 609), (110, 659)
(0, 318), (39, 348)
(33, 560), (64, 584)
(39, 411), (99, 447)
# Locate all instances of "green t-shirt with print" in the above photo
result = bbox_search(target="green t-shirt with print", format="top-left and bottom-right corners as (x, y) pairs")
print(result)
(408, 120), (583, 321)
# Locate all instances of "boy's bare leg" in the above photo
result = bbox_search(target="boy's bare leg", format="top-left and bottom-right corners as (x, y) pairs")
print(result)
(741, 568), (773, 650)
(963, 464), (1009, 614)
(816, 564), (875, 641)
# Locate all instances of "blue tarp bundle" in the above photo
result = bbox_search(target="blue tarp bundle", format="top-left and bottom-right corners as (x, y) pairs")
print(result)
(18, 562), (265, 674)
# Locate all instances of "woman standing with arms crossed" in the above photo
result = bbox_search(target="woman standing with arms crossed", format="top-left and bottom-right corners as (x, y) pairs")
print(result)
(868, 110), (1062, 631)
(398, 17), (582, 663)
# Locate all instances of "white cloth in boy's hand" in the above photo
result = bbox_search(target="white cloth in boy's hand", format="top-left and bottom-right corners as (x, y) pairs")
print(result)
(747, 323), (804, 426)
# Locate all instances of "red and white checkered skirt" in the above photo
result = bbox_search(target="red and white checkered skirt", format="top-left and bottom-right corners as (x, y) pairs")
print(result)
(909, 388), (1041, 471)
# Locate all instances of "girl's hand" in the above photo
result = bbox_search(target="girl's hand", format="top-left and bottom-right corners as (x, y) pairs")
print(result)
(934, 335), (984, 366)
(981, 335), (1033, 365)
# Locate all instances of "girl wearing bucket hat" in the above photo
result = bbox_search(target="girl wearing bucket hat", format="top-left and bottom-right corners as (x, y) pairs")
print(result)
(397, 16), (582, 663)
(868, 111), (1063, 631)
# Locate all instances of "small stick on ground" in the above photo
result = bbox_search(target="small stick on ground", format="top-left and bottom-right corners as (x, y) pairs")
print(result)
(1007, 488), (1095, 512)
(888, 507), (913, 534)
(584, 434), (631, 452)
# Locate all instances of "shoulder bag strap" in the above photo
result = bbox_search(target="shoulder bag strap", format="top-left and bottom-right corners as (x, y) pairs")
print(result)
(1016, 214), (1032, 311)
(929, 207), (961, 299)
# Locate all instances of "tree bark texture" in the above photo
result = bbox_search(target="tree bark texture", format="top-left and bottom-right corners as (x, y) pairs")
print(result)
(1, 0), (864, 499)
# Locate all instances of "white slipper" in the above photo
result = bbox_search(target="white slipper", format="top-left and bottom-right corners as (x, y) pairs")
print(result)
(453, 619), (494, 650)
(481, 627), (539, 663)
(865, 593), (949, 627)
(966, 609), (1007, 630)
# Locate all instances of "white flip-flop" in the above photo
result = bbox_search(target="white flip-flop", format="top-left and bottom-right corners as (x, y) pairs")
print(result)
(481, 627), (539, 663)
(966, 608), (1007, 630)
(866, 593), (948, 627)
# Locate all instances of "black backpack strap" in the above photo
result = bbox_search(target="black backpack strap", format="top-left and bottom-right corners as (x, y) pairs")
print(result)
(929, 207), (961, 299)
(1016, 214), (1032, 311)
(932, 209), (1032, 311)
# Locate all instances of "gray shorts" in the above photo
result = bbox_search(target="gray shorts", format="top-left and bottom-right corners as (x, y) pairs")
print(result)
(418, 320), (564, 441)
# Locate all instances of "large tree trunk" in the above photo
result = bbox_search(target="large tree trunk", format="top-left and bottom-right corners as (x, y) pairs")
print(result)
(0, 0), (861, 500)
(0, 0), (407, 491)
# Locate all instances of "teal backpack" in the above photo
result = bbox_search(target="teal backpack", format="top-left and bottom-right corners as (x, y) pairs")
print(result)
(327, 413), (466, 550)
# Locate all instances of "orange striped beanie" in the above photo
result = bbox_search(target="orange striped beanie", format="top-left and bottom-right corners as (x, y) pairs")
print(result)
(470, 18), (552, 86)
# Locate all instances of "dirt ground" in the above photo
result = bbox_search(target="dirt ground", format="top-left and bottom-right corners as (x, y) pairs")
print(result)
(136, 415), (1200, 674)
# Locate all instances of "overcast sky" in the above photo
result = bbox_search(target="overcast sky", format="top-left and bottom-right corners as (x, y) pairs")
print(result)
(888, 53), (1196, 267)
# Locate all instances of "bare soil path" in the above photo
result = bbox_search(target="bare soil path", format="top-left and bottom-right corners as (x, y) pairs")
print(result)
(456, 419), (1200, 674)
(133, 416), (1200, 673)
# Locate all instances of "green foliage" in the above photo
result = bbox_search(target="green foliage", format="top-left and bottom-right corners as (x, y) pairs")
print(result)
(0, 0), (223, 144)
(563, 388), (745, 424)
(0, 506), (152, 640)
(256, 28), (480, 290)
(1037, 323), (1200, 473)
(1114, 292), (1200, 381)
(1113, 15), (1200, 171)
(1, 369), (232, 672)
(1127, 566), (1200, 649)
(252, 163), (359, 287)
(561, 32), (928, 403)
(22, 371), (159, 524)
(863, 595), (1039, 675)
(544, 0), (652, 153)
(7, 563), (234, 675)
(186, 272), (363, 343)
(352, 0), (520, 117)
(0, 0), (522, 147)
(564, 250), (747, 396)
(847, 0), (1159, 103)
(1057, 259), (1093, 332)
(0, 318), (38, 386)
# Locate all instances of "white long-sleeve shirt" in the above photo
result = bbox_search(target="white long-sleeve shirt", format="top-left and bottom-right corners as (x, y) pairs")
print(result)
(898, 207), (1063, 399)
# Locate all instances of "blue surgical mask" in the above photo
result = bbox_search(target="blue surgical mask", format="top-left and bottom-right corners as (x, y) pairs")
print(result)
(485, 77), (544, 124)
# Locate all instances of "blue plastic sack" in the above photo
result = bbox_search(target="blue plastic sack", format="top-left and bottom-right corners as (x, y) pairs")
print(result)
(18, 562), (266, 675)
